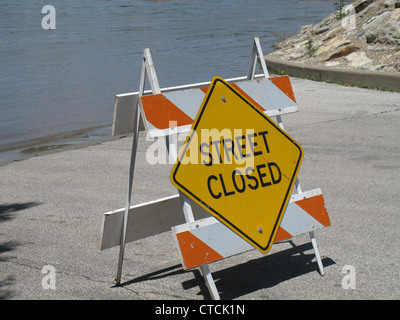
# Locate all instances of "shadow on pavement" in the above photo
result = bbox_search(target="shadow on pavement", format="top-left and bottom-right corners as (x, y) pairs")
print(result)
(208, 241), (336, 299)
(0, 201), (41, 222)
(118, 240), (335, 300)
(0, 201), (42, 299)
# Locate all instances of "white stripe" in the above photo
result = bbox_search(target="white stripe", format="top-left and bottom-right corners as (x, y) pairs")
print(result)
(279, 202), (324, 236)
(163, 89), (206, 120)
(290, 188), (321, 202)
(189, 218), (253, 257)
(235, 78), (297, 112)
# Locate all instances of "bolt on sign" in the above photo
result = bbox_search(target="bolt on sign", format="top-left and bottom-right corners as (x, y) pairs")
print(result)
(170, 77), (303, 253)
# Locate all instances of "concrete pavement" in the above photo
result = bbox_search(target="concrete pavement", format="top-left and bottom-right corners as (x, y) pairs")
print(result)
(1, 78), (399, 300)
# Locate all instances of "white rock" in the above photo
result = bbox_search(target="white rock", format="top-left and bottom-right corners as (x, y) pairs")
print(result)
(385, 0), (396, 7)
(346, 51), (373, 67)
(364, 9), (400, 45)
(325, 61), (341, 67)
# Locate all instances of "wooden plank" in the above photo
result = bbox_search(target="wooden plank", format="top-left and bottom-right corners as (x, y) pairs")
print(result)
(111, 74), (289, 136)
(111, 94), (145, 136)
(100, 188), (329, 252)
(100, 194), (210, 250)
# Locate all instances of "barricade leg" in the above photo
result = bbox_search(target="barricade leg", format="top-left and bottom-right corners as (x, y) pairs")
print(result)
(200, 264), (220, 300)
(115, 98), (141, 285)
(309, 231), (325, 276)
(275, 111), (326, 277)
(166, 131), (221, 300)
(115, 47), (161, 285)
(178, 192), (220, 299)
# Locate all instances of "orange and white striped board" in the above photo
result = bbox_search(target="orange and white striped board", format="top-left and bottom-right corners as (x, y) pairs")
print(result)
(112, 74), (267, 136)
(172, 188), (330, 270)
(139, 75), (298, 138)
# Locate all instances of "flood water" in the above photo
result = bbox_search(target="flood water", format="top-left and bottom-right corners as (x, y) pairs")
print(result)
(0, 0), (345, 163)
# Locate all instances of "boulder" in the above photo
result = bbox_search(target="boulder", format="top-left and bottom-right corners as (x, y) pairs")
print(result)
(388, 0), (400, 7)
(314, 37), (351, 56)
(345, 51), (373, 67)
(314, 25), (330, 35)
(364, 9), (400, 45)
(326, 45), (359, 60)
(267, 0), (400, 72)
(385, 0), (396, 7)
(354, 0), (375, 13)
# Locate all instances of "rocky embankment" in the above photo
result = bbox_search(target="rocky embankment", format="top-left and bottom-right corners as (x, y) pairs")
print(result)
(267, 0), (400, 73)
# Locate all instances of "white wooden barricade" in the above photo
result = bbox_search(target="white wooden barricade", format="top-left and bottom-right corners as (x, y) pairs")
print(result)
(100, 37), (330, 300)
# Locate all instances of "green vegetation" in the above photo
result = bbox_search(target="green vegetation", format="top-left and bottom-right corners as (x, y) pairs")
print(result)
(305, 37), (317, 57)
(335, 0), (348, 20)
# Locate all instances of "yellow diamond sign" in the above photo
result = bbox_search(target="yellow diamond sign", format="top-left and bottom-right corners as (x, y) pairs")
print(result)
(170, 77), (303, 253)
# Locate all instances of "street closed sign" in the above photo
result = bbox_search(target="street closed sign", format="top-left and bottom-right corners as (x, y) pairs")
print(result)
(170, 77), (303, 253)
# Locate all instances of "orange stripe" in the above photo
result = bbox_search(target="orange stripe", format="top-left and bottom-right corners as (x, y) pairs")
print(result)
(199, 86), (209, 94)
(269, 75), (296, 103)
(176, 231), (223, 269)
(231, 83), (266, 111)
(295, 195), (331, 227)
(141, 94), (193, 129)
(274, 227), (292, 242)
